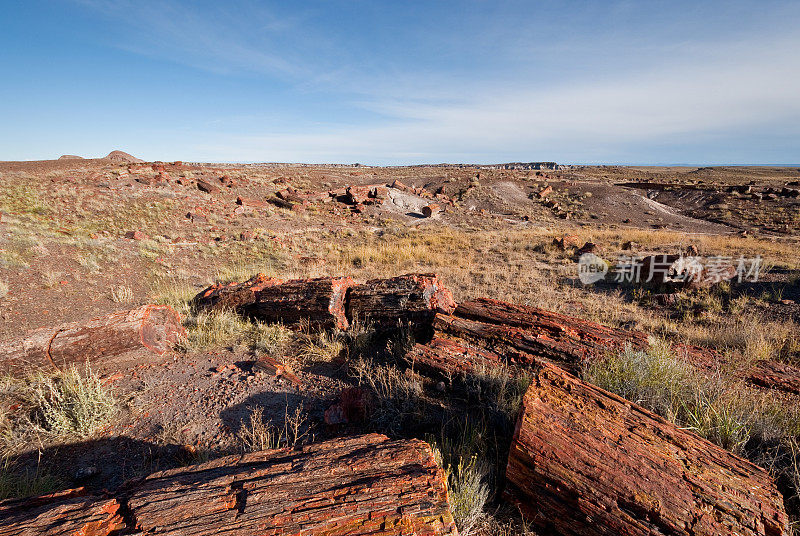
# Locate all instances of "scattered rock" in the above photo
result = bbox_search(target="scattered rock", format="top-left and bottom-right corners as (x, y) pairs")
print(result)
(576, 242), (598, 256)
(196, 180), (220, 194)
(124, 230), (148, 241)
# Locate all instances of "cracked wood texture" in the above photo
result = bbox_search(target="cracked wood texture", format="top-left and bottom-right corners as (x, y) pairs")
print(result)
(0, 305), (184, 374)
(0, 488), (126, 536)
(432, 298), (649, 374)
(431, 298), (717, 374)
(193, 273), (284, 313)
(123, 433), (457, 536)
(347, 273), (456, 336)
(506, 362), (789, 536)
(406, 337), (502, 378)
(244, 276), (354, 330)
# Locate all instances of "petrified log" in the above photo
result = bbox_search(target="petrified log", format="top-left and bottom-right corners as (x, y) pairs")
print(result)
(640, 255), (736, 289)
(123, 434), (457, 536)
(0, 488), (126, 536)
(0, 305), (184, 373)
(432, 298), (717, 372)
(193, 273), (284, 313)
(347, 273), (457, 335)
(747, 360), (800, 394)
(244, 276), (353, 330)
(435, 298), (648, 372)
(505, 362), (789, 536)
(421, 204), (440, 217)
(405, 337), (502, 378)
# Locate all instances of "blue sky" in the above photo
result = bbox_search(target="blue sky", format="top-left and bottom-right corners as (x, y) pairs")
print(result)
(1, 0), (798, 165)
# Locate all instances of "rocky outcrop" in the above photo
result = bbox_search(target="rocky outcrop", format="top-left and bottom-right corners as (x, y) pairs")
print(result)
(505, 362), (790, 536)
(105, 150), (143, 163)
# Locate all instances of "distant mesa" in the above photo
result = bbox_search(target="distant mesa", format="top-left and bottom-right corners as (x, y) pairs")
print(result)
(105, 150), (143, 163)
(58, 154), (84, 160)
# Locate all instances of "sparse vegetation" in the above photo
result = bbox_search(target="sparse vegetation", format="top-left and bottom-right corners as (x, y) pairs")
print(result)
(237, 403), (311, 452)
(0, 365), (115, 462)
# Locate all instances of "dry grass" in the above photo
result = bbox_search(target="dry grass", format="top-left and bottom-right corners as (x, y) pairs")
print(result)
(0, 365), (116, 458)
(237, 403), (311, 452)
(110, 285), (135, 303)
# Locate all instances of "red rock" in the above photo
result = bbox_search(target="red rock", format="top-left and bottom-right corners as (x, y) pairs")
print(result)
(124, 230), (148, 240)
(197, 180), (220, 194)
(576, 241), (598, 255)
(0, 305), (184, 374)
(505, 362), (789, 536)
(346, 185), (371, 204)
(236, 196), (268, 208)
(253, 355), (303, 385)
(747, 360), (800, 394)
(124, 434), (457, 536)
(537, 185), (553, 198)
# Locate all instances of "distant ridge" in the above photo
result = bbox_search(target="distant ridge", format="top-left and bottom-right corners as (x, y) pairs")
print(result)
(105, 150), (143, 163)
(58, 154), (84, 160)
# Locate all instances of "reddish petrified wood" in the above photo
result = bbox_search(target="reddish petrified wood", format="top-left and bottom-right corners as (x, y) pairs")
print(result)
(123, 434), (457, 536)
(747, 360), (800, 394)
(434, 298), (649, 372)
(506, 362), (789, 536)
(421, 204), (440, 217)
(0, 488), (126, 536)
(431, 298), (717, 373)
(0, 305), (184, 373)
(192, 273), (284, 313)
(347, 274), (457, 334)
(405, 337), (502, 378)
(245, 276), (354, 330)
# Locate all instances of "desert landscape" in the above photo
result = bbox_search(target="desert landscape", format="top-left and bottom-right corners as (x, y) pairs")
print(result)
(1, 151), (799, 534)
(3, 0), (800, 534)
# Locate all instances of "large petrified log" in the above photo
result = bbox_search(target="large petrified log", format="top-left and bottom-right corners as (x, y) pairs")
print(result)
(0, 305), (184, 373)
(0, 435), (457, 536)
(0, 488), (126, 536)
(244, 276), (354, 330)
(427, 298), (717, 376)
(192, 273), (283, 313)
(434, 298), (649, 372)
(347, 273), (456, 335)
(505, 362), (789, 536)
(122, 434), (456, 535)
(747, 360), (800, 394)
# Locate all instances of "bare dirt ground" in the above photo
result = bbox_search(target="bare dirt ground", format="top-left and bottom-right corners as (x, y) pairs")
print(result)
(2, 154), (800, 531)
